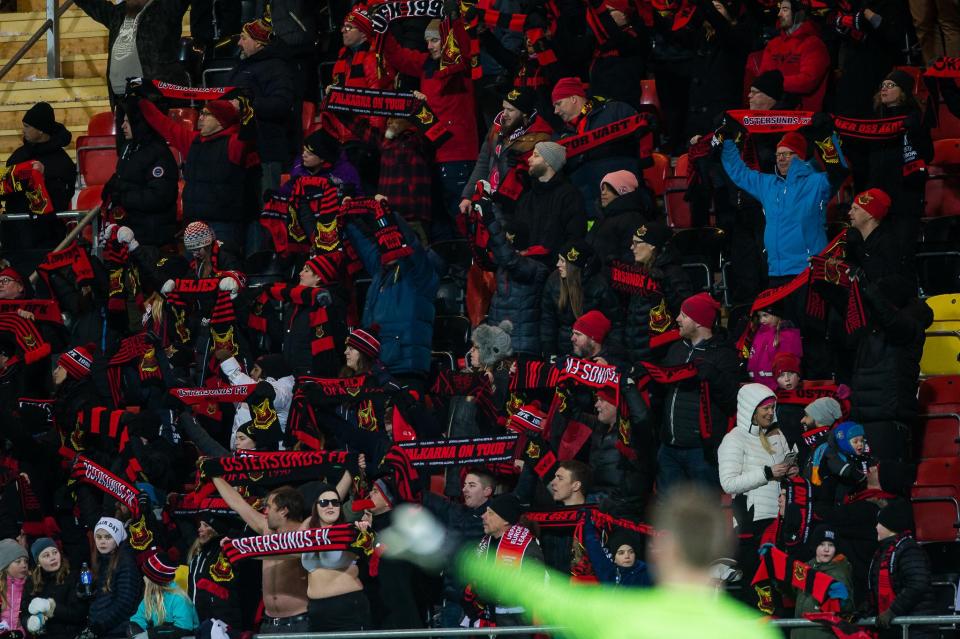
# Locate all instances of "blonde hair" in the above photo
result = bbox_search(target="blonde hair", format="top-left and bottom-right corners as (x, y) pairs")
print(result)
(143, 580), (189, 627)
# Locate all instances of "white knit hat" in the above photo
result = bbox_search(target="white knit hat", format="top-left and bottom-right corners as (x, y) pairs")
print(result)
(183, 221), (215, 251)
(95, 517), (127, 547)
(736, 383), (776, 432)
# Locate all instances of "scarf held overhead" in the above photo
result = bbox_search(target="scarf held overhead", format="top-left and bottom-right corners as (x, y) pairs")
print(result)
(197, 450), (359, 484)
(70, 455), (140, 516)
(221, 524), (374, 562)
(397, 435), (518, 468)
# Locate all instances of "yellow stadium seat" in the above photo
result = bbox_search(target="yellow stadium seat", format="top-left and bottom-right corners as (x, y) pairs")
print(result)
(921, 294), (960, 376)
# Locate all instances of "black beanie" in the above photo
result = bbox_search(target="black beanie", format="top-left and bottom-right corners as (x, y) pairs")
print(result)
(606, 530), (641, 556)
(488, 493), (523, 525)
(877, 499), (914, 533)
(751, 70), (785, 102)
(809, 524), (838, 548)
(885, 69), (915, 96)
(23, 102), (57, 135)
(503, 86), (537, 116)
(303, 129), (341, 164)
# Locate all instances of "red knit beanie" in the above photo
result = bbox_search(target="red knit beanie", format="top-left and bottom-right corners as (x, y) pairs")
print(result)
(243, 13), (272, 44)
(572, 310), (612, 344)
(58, 343), (95, 379)
(772, 352), (802, 379)
(346, 325), (381, 360)
(205, 100), (240, 129)
(777, 132), (807, 159)
(680, 293), (720, 328)
(305, 253), (339, 284)
(344, 4), (375, 38)
(853, 188), (892, 220)
(551, 77), (586, 103)
(141, 548), (177, 584)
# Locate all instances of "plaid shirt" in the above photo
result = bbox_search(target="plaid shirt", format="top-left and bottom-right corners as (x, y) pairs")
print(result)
(378, 128), (433, 222)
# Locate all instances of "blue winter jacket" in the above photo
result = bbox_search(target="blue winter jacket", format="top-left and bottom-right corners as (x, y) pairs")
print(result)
(721, 139), (830, 277)
(345, 217), (438, 375)
(130, 587), (199, 632)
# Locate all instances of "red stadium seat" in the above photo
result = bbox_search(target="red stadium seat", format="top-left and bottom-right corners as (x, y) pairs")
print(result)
(916, 412), (960, 459)
(75, 184), (103, 211)
(302, 101), (317, 138)
(924, 175), (960, 217)
(932, 138), (960, 167)
(919, 375), (960, 409)
(674, 153), (691, 178)
(639, 79), (661, 120)
(76, 135), (118, 187)
(643, 152), (670, 196)
(931, 103), (960, 141)
(911, 456), (960, 542)
(168, 107), (199, 131)
(664, 176), (693, 228)
(87, 111), (115, 136)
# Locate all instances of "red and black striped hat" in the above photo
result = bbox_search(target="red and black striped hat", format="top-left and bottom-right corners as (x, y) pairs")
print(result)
(304, 253), (340, 284)
(58, 343), (95, 380)
(346, 325), (380, 360)
(141, 548), (177, 584)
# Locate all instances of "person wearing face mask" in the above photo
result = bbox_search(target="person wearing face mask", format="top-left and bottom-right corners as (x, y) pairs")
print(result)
(84, 517), (143, 638)
(0, 539), (29, 634)
(757, 0), (830, 110)
(20, 539), (88, 639)
(718, 383), (795, 606)
(790, 525), (854, 638)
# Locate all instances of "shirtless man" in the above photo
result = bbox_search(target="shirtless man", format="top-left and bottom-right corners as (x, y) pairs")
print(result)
(213, 480), (310, 633)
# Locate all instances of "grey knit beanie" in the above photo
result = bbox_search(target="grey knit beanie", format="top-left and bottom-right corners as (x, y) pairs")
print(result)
(472, 321), (514, 367)
(0, 538), (27, 571)
(535, 141), (567, 172)
(804, 397), (842, 427)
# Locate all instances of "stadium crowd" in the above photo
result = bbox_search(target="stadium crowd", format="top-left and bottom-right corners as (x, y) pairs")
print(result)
(0, 0), (958, 637)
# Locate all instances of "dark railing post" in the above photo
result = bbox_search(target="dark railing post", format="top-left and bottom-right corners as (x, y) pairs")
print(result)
(46, 0), (61, 77)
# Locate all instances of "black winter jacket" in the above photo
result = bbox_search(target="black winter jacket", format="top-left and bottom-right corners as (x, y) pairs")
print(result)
(6, 124), (76, 212)
(88, 544), (143, 637)
(108, 135), (178, 246)
(74, 0), (189, 95)
(281, 286), (348, 377)
(188, 539), (242, 629)
(850, 288), (932, 424)
(20, 570), (89, 639)
(225, 44), (295, 163)
(586, 190), (656, 266)
(485, 218), (549, 355)
(513, 174), (587, 258)
(657, 333), (740, 453)
(540, 269), (622, 359)
(622, 248), (693, 364)
(867, 534), (936, 637)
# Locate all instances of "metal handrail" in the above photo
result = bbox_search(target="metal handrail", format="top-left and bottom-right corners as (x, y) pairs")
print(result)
(0, 0), (74, 82)
(252, 615), (960, 639)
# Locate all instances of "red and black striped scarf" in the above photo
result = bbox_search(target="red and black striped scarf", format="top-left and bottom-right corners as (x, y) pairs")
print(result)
(36, 241), (95, 291)
(69, 455), (140, 516)
(0, 313), (49, 364)
(0, 162), (53, 215)
(197, 450), (359, 485)
(0, 300), (62, 324)
(635, 361), (716, 441)
(106, 333), (164, 407)
(221, 524), (374, 562)
(872, 533), (911, 615)
(248, 283), (336, 357)
(752, 545), (842, 614)
(259, 192), (308, 258)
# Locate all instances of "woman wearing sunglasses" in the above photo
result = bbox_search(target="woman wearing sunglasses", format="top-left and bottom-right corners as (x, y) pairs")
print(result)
(299, 484), (373, 632)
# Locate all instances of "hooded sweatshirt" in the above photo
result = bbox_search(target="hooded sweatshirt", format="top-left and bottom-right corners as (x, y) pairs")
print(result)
(718, 384), (790, 521)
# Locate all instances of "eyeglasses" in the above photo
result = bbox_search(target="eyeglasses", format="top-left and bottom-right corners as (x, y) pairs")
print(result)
(0, 278), (17, 286)
(879, 81), (899, 89)
(342, 24), (356, 31)
(775, 151), (796, 159)
(317, 498), (341, 508)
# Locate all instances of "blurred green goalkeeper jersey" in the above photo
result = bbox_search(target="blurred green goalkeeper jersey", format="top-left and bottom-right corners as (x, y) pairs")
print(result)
(459, 552), (781, 639)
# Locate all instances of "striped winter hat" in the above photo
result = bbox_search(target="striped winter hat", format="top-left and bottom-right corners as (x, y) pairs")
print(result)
(183, 221), (215, 251)
(305, 253), (340, 284)
(243, 10), (272, 44)
(141, 548), (177, 584)
(346, 325), (380, 359)
(58, 343), (95, 379)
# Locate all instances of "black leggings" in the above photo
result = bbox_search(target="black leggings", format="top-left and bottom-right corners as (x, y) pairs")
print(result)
(307, 590), (372, 632)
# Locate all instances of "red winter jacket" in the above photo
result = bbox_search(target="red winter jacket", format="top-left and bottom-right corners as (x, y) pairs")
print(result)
(381, 35), (479, 164)
(759, 20), (830, 111)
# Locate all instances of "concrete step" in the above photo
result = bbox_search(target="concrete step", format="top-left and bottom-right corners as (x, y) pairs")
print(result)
(0, 28), (107, 59)
(0, 77), (107, 106)
(0, 9), (102, 36)
(3, 51), (106, 80)
(0, 97), (110, 129)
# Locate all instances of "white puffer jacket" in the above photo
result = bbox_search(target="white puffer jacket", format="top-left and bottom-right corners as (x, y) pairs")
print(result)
(718, 384), (789, 522)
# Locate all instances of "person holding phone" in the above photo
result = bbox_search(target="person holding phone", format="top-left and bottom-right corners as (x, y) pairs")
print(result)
(718, 383), (797, 606)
